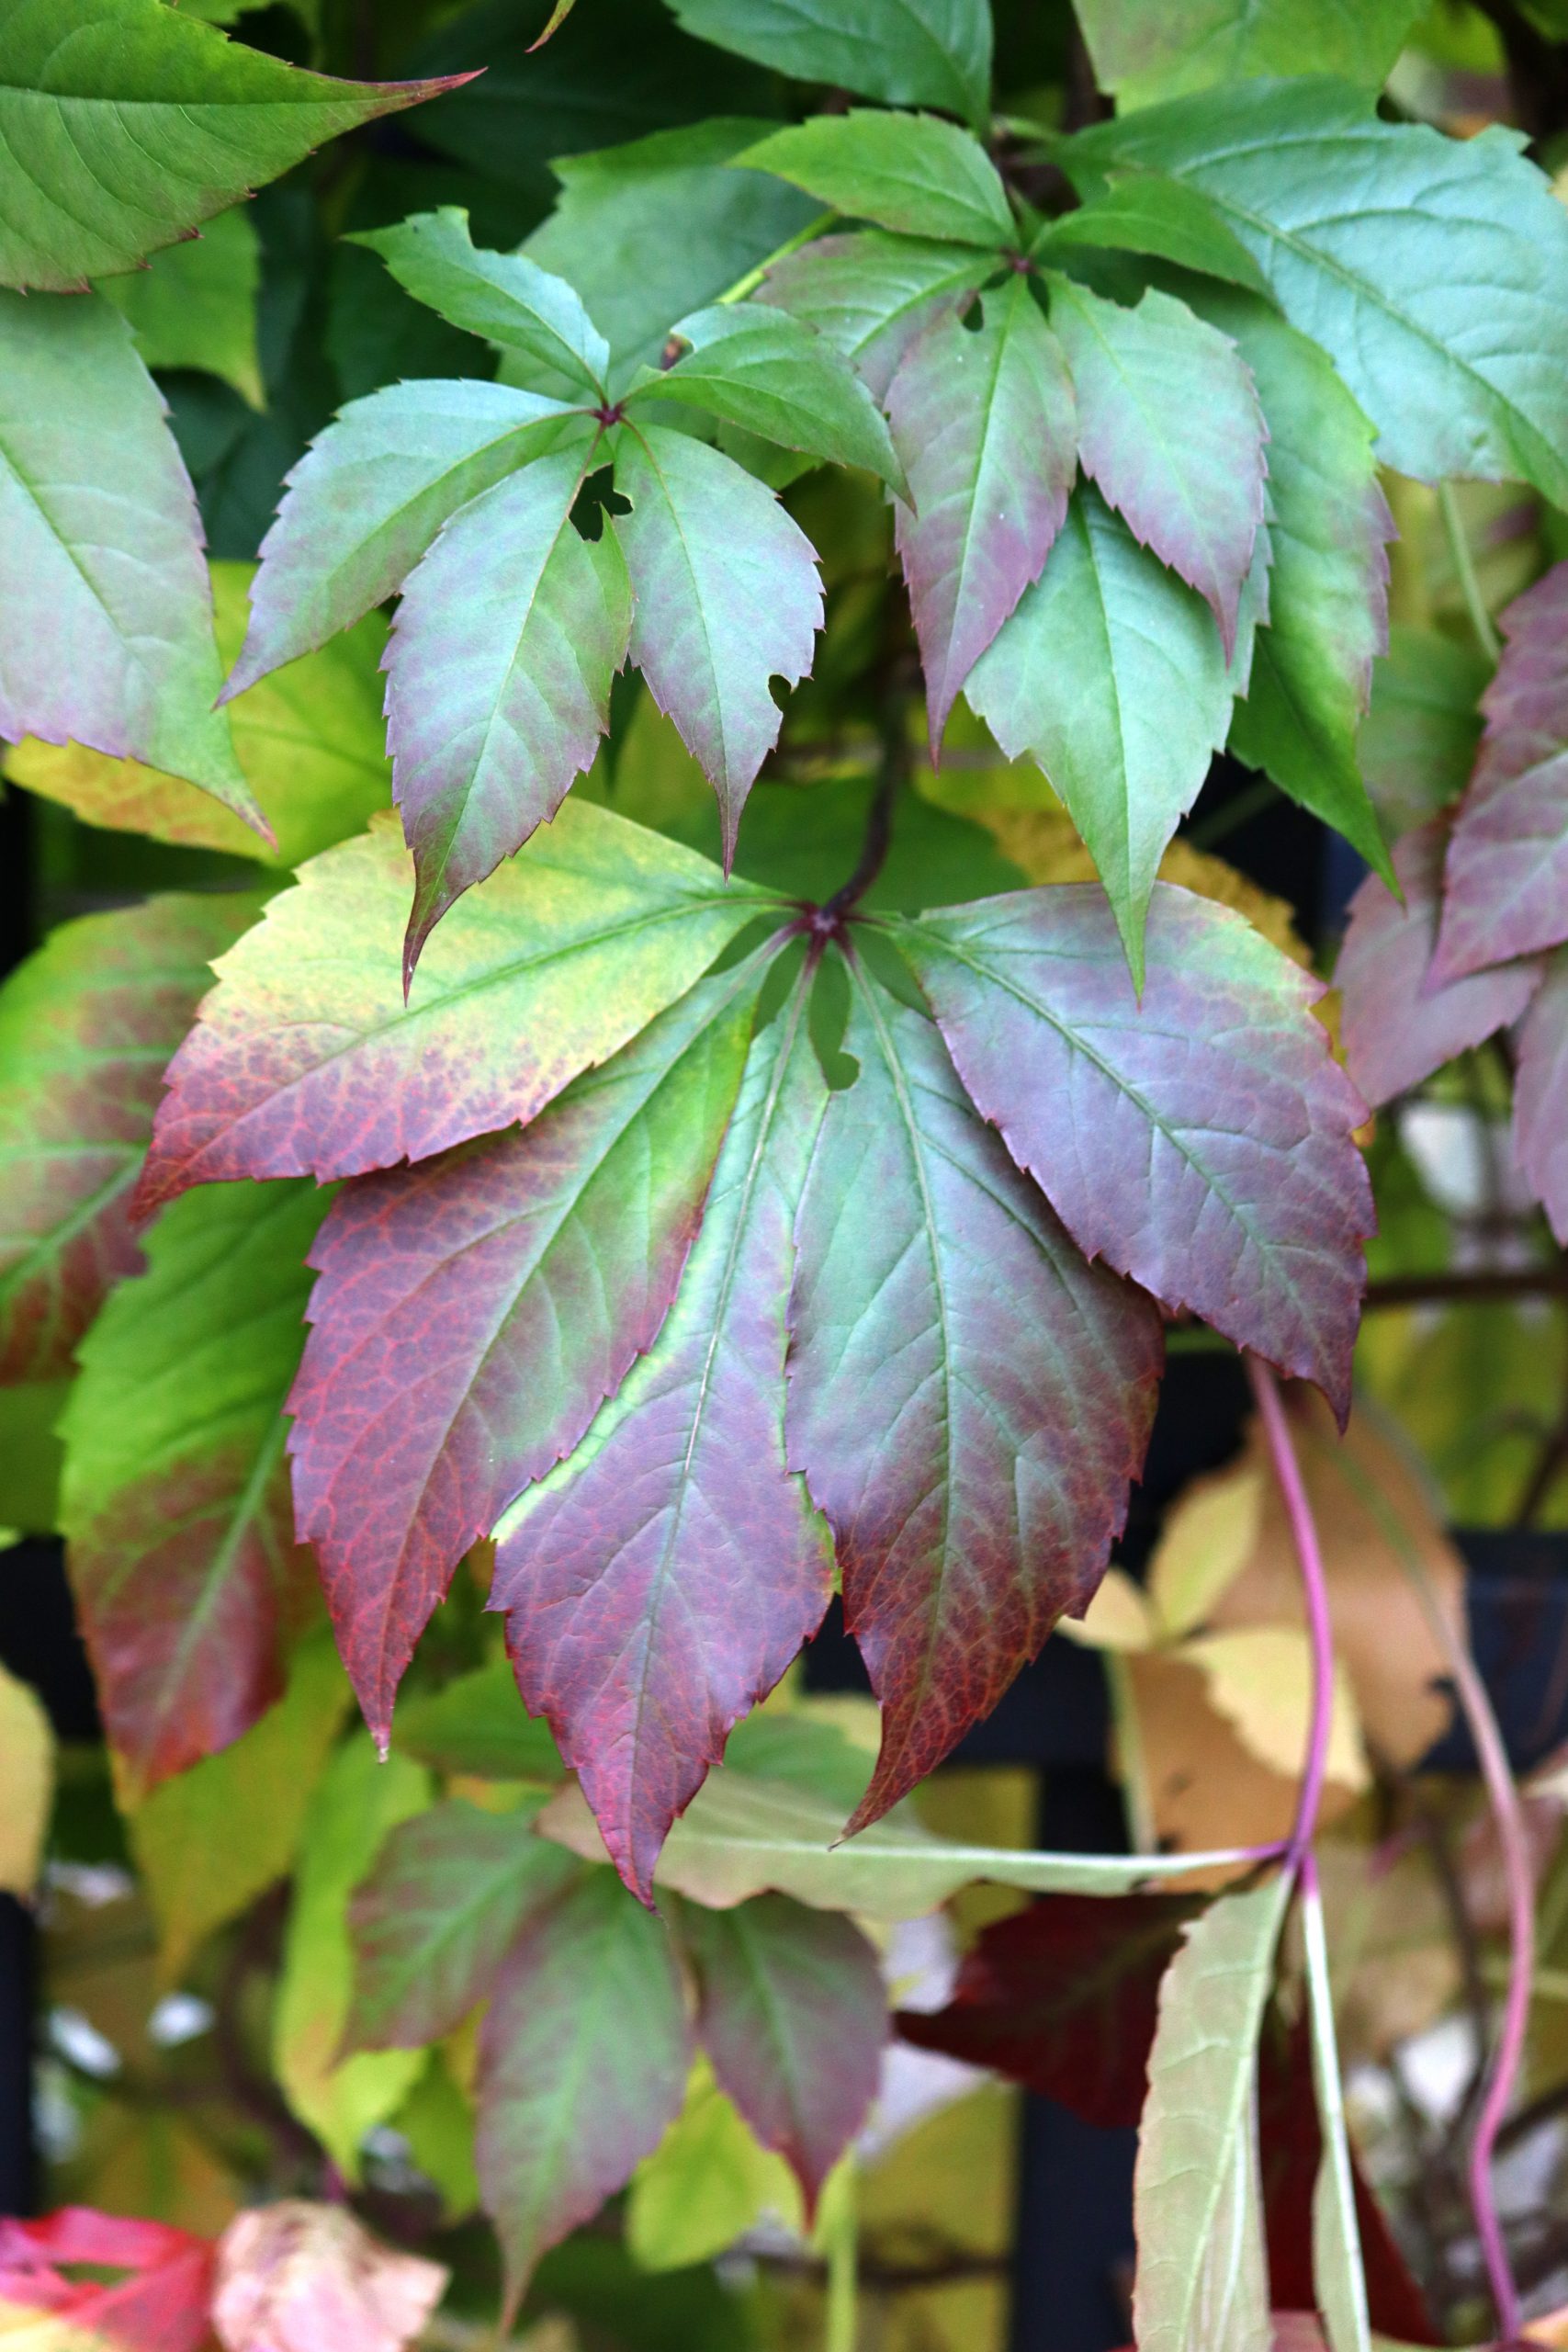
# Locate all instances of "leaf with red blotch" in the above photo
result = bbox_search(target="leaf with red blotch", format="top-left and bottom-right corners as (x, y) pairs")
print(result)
(758, 231), (994, 401)
(1047, 277), (1269, 660)
(1435, 560), (1568, 981)
(886, 275), (1076, 751)
(344, 1796), (579, 2053)
(0, 2207), (216, 2352)
(680, 1892), (886, 2211)
(387, 450), (632, 982)
(897, 884), (1372, 1424)
(491, 987), (836, 1905)
(1513, 948), (1568, 1246)
(896, 1892), (1198, 2128)
(212, 2200), (447, 2352)
(1258, 2007), (1442, 2346)
(786, 965), (1163, 1835)
(1337, 820), (1542, 1107)
(289, 960), (761, 1747)
(59, 1180), (327, 1792)
(611, 424), (823, 870)
(477, 1866), (691, 2310)
(133, 800), (779, 1215)
(0, 891), (261, 1384)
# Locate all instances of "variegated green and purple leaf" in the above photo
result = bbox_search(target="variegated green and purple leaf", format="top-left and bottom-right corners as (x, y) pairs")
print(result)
(758, 231), (995, 401)
(1514, 950), (1568, 1247)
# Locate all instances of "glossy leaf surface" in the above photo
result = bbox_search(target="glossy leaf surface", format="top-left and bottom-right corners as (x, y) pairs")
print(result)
(59, 1180), (326, 1791)
(135, 804), (774, 1209)
(0, 892), (257, 1385)
(492, 999), (835, 1902)
(786, 970), (1163, 1829)
(1034, 173), (1270, 296)
(759, 230), (993, 401)
(739, 112), (1014, 247)
(682, 1893), (886, 2208)
(355, 209), (611, 394)
(899, 883), (1373, 1419)
(669, 0), (992, 122)
(886, 277), (1076, 746)
(613, 425), (822, 866)
(289, 964), (760, 1744)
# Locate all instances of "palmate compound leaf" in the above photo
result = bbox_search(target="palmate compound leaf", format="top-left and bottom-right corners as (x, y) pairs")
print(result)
(612, 424), (824, 868)
(1515, 951), (1568, 1249)
(132, 801), (779, 1215)
(678, 1892), (886, 2212)
(667, 0), (993, 126)
(785, 963), (1165, 1833)
(885, 274), (1077, 749)
(758, 230), (995, 401)
(58, 1179), (328, 1791)
(1064, 80), (1568, 506)
(0, 0), (465, 290)
(0, 292), (256, 818)
(0, 891), (260, 1384)
(897, 882), (1374, 1419)
(352, 209), (611, 397)
(491, 979), (837, 1905)
(288, 958), (765, 1745)
(1045, 277), (1268, 660)
(964, 487), (1238, 988)
(1433, 561), (1568, 982)
(1337, 821), (1542, 1109)
(385, 450), (632, 983)
(739, 111), (1016, 249)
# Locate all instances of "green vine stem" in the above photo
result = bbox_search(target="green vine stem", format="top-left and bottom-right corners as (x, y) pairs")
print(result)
(1439, 480), (1502, 664)
(821, 2159), (860, 2352)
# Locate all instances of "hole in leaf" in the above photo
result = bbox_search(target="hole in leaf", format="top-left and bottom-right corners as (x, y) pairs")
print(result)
(570, 466), (631, 542)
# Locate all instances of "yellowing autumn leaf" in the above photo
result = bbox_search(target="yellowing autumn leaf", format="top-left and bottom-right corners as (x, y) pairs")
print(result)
(0, 1661), (51, 1894)
(1180, 1626), (1368, 1793)
(1146, 1464), (1264, 1640)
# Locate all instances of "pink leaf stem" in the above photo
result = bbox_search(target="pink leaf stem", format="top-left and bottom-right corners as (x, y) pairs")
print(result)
(1246, 1357), (1335, 1863)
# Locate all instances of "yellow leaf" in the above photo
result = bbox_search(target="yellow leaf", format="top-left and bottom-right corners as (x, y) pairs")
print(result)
(1056, 1565), (1154, 1652)
(1146, 1465), (1264, 1642)
(628, 2059), (800, 2272)
(0, 1660), (51, 1894)
(1178, 1626), (1368, 1793)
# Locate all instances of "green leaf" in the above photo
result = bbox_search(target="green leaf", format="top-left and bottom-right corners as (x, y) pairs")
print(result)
(227, 381), (591, 695)
(629, 301), (907, 492)
(274, 1736), (432, 2177)
(393, 1663), (564, 1782)
(757, 229), (994, 400)
(1066, 80), (1568, 504)
(524, 120), (820, 384)
(738, 112), (1014, 248)
(127, 1625), (353, 1985)
(100, 206), (263, 407)
(628, 2064), (798, 2271)
(1358, 625), (1487, 837)
(1302, 1871), (1372, 2352)
(1073, 0), (1422, 107)
(1132, 1873), (1290, 2352)
(1033, 173), (1271, 299)
(0, 291), (254, 818)
(0, 0), (459, 290)
(1197, 290), (1394, 883)
(965, 488), (1234, 985)
(667, 0), (992, 126)
(354, 209), (611, 397)
(7, 561), (391, 868)
(612, 425), (822, 865)
(536, 1758), (1258, 1919)
(478, 1866), (692, 2308)
(59, 1179), (328, 1792)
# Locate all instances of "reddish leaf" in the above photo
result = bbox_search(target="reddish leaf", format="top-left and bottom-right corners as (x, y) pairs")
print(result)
(1514, 948), (1568, 1245)
(0, 892), (259, 1383)
(681, 1892), (886, 2211)
(133, 803), (775, 1213)
(1435, 560), (1568, 981)
(1338, 820), (1542, 1107)
(1258, 2008), (1441, 2345)
(886, 275), (1076, 749)
(0, 2207), (216, 2352)
(211, 2201), (446, 2352)
(895, 1892), (1197, 2128)
(897, 884), (1372, 1422)
(786, 967), (1162, 1833)
(344, 1797), (578, 2052)
(289, 964), (760, 1743)
(477, 1868), (691, 2308)
(491, 993), (835, 1903)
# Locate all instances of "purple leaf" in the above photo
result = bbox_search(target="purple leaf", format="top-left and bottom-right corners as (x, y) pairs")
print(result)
(491, 991), (836, 1904)
(1338, 820), (1542, 1106)
(613, 425), (823, 868)
(786, 967), (1162, 1833)
(681, 1892), (886, 2212)
(385, 450), (632, 982)
(1047, 277), (1268, 659)
(758, 231), (994, 401)
(288, 963), (761, 1747)
(1513, 949), (1568, 1245)
(1434, 560), (1568, 980)
(886, 275), (1076, 751)
(897, 883), (1372, 1420)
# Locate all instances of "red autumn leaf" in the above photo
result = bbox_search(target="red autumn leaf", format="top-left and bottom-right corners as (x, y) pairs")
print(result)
(895, 1892), (1199, 2128)
(211, 2202), (446, 2352)
(0, 2207), (217, 2352)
